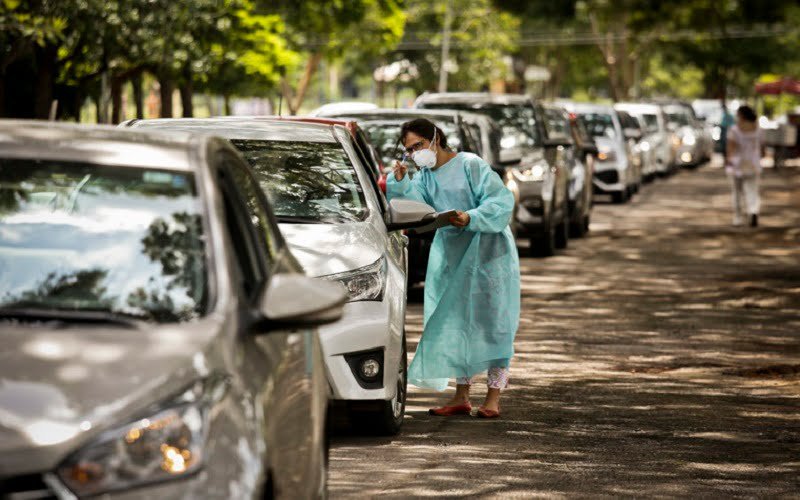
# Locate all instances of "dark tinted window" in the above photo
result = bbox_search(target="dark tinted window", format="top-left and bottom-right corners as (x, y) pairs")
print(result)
(225, 155), (278, 261)
(0, 159), (206, 322)
(422, 103), (540, 149)
(579, 113), (617, 139)
(641, 113), (659, 133)
(545, 109), (571, 141)
(230, 140), (366, 224)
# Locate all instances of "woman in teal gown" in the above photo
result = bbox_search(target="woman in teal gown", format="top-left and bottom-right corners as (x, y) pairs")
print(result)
(387, 118), (520, 418)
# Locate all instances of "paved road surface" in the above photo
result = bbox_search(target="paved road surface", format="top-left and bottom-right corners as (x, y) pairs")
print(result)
(329, 161), (800, 498)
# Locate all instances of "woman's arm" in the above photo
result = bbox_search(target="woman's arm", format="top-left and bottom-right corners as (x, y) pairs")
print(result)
(463, 158), (514, 234)
(726, 128), (738, 165)
(386, 166), (431, 204)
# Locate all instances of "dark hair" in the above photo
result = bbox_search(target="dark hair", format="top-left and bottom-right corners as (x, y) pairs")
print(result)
(399, 118), (449, 150)
(737, 105), (757, 123)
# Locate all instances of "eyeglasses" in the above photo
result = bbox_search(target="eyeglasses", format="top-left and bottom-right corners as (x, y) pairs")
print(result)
(403, 139), (428, 155)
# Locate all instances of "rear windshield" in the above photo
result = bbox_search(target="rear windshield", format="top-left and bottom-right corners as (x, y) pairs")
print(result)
(579, 113), (617, 139)
(359, 120), (462, 166)
(0, 159), (207, 322)
(230, 140), (367, 224)
(421, 103), (540, 149)
(641, 113), (660, 134)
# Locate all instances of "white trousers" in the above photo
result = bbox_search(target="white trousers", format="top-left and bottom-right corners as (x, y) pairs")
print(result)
(729, 175), (760, 221)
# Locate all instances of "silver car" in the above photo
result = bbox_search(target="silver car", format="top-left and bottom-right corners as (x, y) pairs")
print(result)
(125, 117), (438, 435)
(0, 121), (345, 499)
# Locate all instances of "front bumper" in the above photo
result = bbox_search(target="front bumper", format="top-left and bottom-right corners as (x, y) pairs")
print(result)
(506, 175), (548, 231)
(318, 299), (402, 401)
(592, 163), (626, 193)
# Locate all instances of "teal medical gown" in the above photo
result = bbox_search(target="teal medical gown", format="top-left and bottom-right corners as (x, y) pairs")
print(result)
(387, 152), (521, 391)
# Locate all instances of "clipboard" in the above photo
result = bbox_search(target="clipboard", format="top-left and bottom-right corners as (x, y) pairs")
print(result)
(409, 210), (458, 234)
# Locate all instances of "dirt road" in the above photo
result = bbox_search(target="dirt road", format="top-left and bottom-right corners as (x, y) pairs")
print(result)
(329, 162), (800, 498)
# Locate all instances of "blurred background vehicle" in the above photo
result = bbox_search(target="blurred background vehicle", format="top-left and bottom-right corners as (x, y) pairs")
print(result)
(415, 92), (570, 257)
(692, 99), (743, 153)
(0, 121), (344, 499)
(126, 117), (434, 435)
(615, 102), (674, 178)
(310, 102), (379, 117)
(662, 101), (713, 168)
(615, 109), (648, 186)
(565, 102), (636, 204)
(543, 104), (595, 238)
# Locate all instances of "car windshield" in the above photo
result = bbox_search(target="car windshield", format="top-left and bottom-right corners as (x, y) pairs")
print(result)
(0, 159), (206, 322)
(422, 103), (540, 149)
(359, 120), (461, 166)
(230, 140), (367, 223)
(579, 113), (617, 139)
(641, 113), (660, 133)
(667, 112), (690, 127)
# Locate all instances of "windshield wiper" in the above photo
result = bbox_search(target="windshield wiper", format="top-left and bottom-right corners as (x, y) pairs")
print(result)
(0, 307), (148, 328)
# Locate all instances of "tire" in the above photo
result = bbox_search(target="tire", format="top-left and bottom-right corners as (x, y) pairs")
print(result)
(569, 216), (587, 238)
(611, 190), (627, 204)
(370, 334), (407, 436)
(531, 221), (556, 257)
(555, 214), (568, 249)
(583, 214), (590, 234)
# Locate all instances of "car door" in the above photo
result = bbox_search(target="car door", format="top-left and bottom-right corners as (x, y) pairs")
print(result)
(215, 150), (321, 498)
(543, 107), (573, 213)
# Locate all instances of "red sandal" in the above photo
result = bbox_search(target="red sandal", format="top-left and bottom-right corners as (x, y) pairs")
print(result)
(476, 407), (500, 419)
(429, 403), (472, 416)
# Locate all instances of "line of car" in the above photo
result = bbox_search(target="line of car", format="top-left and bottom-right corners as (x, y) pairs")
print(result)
(0, 93), (712, 499)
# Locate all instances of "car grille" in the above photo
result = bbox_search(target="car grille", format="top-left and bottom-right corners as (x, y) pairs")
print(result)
(0, 474), (57, 500)
(595, 170), (619, 184)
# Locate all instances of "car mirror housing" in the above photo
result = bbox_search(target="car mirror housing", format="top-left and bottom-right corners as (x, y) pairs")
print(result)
(257, 274), (347, 331)
(386, 198), (436, 231)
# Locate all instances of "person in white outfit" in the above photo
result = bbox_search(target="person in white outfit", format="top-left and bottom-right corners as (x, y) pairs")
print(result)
(725, 105), (762, 227)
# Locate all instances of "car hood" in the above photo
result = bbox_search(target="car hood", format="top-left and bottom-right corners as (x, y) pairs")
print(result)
(280, 222), (383, 277)
(0, 317), (221, 475)
(593, 136), (623, 153)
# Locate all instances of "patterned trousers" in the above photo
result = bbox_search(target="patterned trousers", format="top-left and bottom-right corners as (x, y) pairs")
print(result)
(456, 367), (510, 389)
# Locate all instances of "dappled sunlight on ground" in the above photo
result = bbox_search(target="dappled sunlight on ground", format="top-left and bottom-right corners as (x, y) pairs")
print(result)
(330, 162), (800, 497)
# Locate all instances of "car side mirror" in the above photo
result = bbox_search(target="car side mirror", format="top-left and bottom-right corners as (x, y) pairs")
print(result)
(257, 274), (347, 330)
(624, 128), (642, 141)
(386, 198), (436, 231)
(499, 146), (523, 166)
(581, 143), (599, 157)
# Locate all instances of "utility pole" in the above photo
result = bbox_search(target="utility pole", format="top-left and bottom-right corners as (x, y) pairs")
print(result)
(438, 0), (453, 93)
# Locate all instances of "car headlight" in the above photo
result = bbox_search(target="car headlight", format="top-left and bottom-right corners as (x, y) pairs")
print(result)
(500, 135), (517, 149)
(56, 375), (229, 497)
(597, 147), (616, 162)
(322, 256), (386, 302)
(681, 133), (696, 146)
(639, 141), (651, 152)
(512, 163), (546, 182)
(712, 126), (721, 141)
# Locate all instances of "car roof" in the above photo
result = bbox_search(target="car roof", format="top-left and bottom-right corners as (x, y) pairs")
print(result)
(126, 117), (339, 143)
(415, 92), (533, 106)
(0, 120), (200, 170)
(614, 102), (661, 113)
(319, 108), (462, 121)
(569, 102), (616, 113)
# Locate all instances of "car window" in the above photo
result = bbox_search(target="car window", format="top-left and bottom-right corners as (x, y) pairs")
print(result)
(224, 153), (279, 262)
(0, 158), (207, 322)
(579, 113), (617, 139)
(464, 123), (484, 155)
(230, 139), (367, 224)
(421, 103), (540, 149)
(641, 113), (660, 134)
(350, 132), (388, 215)
(545, 109), (571, 141)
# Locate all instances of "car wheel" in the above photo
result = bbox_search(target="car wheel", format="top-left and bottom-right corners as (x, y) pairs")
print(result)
(555, 213), (568, 249)
(569, 214), (587, 238)
(583, 214), (590, 234)
(371, 333), (407, 436)
(611, 190), (626, 204)
(531, 219), (556, 257)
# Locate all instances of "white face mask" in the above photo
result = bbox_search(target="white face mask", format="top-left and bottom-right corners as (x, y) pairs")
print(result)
(411, 129), (438, 169)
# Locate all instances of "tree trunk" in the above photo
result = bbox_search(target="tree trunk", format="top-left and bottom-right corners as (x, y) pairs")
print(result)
(111, 77), (124, 124)
(179, 65), (193, 117)
(131, 73), (144, 119)
(33, 45), (57, 120)
(290, 52), (323, 115)
(223, 94), (231, 116)
(280, 77), (295, 115)
(159, 74), (174, 118)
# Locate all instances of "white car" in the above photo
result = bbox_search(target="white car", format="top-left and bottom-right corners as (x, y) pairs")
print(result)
(615, 102), (674, 177)
(125, 117), (436, 435)
(566, 103), (636, 203)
